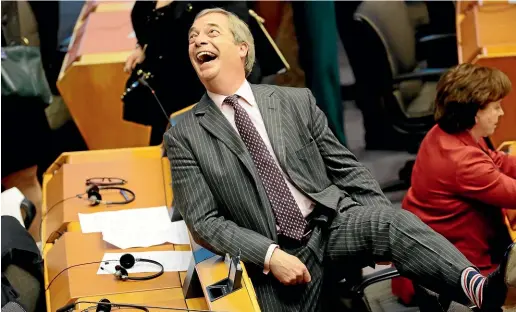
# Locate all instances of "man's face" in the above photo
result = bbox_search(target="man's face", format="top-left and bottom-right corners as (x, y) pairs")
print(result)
(475, 100), (504, 136)
(188, 12), (248, 83)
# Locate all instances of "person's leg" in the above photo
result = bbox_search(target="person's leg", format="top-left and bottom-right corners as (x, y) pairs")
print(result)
(2, 165), (42, 242)
(291, 1), (346, 146)
(325, 206), (512, 310)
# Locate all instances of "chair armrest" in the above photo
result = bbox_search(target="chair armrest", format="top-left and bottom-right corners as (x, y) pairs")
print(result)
(351, 267), (400, 295)
(419, 33), (456, 44)
(20, 198), (36, 229)
(393, 68), (448, 84)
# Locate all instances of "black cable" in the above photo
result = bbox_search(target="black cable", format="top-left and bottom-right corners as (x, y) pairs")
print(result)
(58, 300), (227, 312)
(45, 260), (117, 291)
(39, 195), (81, 244)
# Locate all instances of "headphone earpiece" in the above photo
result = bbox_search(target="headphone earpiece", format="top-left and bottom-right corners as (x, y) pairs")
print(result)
(114, 265), (129, 281)
(120, 253), (136, 269)
(96, 298), (112, 312)
(86, 185), (102, 206)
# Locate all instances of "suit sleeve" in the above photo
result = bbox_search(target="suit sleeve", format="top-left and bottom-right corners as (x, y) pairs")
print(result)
(456, 148), (516, 209)
(487, 149), (516, 179)
(164, 129), (274, 268)
(304, 89), (392, 208)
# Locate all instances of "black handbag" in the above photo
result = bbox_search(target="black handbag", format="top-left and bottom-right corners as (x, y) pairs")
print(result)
(121, 63), (158, 126)
(1, 44), (52, 106)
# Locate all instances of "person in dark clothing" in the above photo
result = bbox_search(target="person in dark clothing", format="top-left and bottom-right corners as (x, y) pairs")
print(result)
(1, 1), (56, 242)
(124, 1), (260, 145)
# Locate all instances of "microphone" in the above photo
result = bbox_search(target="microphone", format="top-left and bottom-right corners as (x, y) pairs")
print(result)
(137, 74), (170, 124)
(56, 298), (229, 312)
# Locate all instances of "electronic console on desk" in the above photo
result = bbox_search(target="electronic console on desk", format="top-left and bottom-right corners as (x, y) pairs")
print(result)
(206, 251), (243, 301)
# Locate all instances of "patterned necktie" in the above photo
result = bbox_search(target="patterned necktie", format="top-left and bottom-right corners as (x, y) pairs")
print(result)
(224, 95), (307, 241)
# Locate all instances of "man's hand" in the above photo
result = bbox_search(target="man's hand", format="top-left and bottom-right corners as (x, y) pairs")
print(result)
(269, 248), (311, 285)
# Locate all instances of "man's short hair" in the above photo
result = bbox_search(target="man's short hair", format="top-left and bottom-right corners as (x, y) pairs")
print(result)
(194, 8), (255, 77)
(434, 63), (511, 134)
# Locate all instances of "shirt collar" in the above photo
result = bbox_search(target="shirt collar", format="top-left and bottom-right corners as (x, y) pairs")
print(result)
(207, 80), (255, 109)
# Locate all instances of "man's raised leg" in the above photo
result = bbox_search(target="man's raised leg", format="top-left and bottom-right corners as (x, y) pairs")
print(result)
(324, 206), (514, 310)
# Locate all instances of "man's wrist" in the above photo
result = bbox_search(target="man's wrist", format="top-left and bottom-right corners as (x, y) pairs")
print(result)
(263, 244), (279, 274)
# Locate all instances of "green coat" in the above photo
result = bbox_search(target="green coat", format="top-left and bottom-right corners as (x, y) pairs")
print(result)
(292, 1), (346, 145)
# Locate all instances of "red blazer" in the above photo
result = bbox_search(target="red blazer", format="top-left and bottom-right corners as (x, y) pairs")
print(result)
(392, 125), (516, 305)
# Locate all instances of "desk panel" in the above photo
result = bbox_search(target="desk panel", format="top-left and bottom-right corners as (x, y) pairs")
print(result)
(42, 158), (167, 243)
(74, 288), (187, 311)
(45, 232), (184, 312)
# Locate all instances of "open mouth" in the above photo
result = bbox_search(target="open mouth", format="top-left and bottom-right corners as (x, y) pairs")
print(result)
(196, 51), (217, 65)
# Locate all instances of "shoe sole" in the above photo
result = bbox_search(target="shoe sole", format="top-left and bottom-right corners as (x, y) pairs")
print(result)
(505, 243), (516, 307)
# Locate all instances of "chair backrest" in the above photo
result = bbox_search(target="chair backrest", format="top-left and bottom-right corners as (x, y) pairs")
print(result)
(354, 1), (417, 78)
(161, 103), (197, 154)
(1, 216), (46, 312)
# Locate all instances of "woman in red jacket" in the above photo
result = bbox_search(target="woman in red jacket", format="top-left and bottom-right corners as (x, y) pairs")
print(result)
(392, 63), (516, 306)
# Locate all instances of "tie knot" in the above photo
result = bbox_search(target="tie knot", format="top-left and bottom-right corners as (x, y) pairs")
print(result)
(223, 95), (239, 106)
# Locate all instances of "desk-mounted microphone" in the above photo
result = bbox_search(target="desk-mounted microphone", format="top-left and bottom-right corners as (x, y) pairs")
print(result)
(137, 74), (170, 124)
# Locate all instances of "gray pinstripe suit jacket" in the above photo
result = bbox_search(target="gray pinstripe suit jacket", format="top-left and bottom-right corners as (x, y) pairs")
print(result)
(164, 84), (394, 310)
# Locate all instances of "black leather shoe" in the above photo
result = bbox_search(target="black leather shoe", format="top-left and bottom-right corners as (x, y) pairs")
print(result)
(481, 243), (516, 311)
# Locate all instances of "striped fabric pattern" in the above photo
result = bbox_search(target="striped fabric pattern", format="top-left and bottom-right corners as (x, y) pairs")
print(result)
(164, 84), (474, 311)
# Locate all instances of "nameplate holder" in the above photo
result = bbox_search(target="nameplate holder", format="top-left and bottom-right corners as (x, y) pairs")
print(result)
(206, 252), (243, 302)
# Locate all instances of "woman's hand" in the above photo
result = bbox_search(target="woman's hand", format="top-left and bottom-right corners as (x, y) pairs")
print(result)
(124, 45), (145, 73)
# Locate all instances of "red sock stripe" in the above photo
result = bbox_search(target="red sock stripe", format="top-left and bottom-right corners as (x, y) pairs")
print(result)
(469, 275), (482, 307)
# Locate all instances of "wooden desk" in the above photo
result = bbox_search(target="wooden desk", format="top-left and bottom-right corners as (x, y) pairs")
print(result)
(58, 3), (151, 150)
(456, 1), (516, 147)
(44, 232), (184, 312)
(42, 148), (260, 312)
(42, 158), (168, 244)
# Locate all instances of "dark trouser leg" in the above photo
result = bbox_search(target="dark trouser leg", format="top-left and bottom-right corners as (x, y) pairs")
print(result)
(325, 206), (473, 302)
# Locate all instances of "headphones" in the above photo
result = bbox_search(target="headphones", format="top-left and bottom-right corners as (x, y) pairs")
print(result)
(82, 177), (135, 206)
(46, 254), (164, 292)
(101, 253), (164, 281)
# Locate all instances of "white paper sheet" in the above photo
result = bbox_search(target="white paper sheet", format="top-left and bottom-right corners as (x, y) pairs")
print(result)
(96, 250), (192, 275)
(78, 207), (171, 234)
(102, 220), (190, 249)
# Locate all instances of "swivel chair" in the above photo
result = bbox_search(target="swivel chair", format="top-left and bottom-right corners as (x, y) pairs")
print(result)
(350, 1), (455, 192)
(350, 266), (479, 312)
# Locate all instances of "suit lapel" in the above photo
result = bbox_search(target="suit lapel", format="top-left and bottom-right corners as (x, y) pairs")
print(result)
(196, 90), (279, 239)
(196, 94), (260, 183)
(252, 85), (288, 171)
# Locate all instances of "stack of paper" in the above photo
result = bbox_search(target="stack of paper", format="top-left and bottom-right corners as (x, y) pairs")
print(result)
(78, 207), (190, 249)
